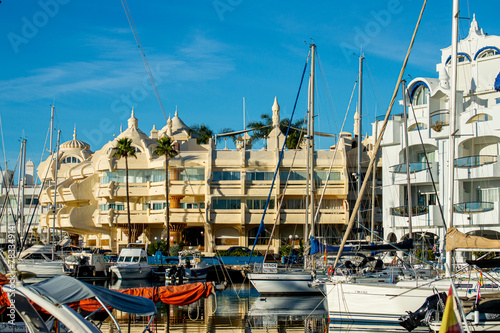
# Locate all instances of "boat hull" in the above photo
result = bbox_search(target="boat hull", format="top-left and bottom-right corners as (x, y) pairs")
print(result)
(110, 265), (152, 280)
(325, 281), (436, 324)
(248, 271), (326, 295)
(17, 261), (65, 278)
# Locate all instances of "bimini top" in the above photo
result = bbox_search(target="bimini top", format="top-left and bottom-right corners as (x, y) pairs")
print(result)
(24, 275), (156, 315)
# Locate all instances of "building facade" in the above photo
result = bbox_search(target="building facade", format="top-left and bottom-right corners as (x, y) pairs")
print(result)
(37, 97), (377, 254)
(1, 161), (48, 245)
(376, 16), (500, 253)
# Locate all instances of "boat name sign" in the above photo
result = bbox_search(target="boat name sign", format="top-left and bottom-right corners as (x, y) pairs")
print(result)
(262, 263), (278, 273)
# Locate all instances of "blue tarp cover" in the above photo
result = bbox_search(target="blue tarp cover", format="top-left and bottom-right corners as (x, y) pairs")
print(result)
(310, 236), (413, 255)
(25, 275), (156, 315)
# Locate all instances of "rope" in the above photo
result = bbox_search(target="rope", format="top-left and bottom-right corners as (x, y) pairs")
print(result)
(334, 0), (428, 269)
(120, 0), (168, 123)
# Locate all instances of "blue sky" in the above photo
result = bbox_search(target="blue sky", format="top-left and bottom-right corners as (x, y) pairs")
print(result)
(0, 1), (497, 176)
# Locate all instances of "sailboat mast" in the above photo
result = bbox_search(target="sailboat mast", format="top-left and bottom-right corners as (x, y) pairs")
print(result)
(52, 130), (60, 257)
(309, 44), (316, 240)
(446, 0), (459, 277)
(47, 105), (55, 243)
(357, 55), (363, 237)
(402, 80), (413, 239)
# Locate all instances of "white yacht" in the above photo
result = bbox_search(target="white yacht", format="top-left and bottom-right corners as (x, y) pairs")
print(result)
(110, 244), (152, 280)
(16, 244), (70, 278)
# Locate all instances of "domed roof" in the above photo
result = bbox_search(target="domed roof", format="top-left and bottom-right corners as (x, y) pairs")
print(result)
(60, 128), (91, 150)
(159, 108), (191, 140)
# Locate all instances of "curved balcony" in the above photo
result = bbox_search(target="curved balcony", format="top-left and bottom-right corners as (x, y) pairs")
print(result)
(430, 109), (449, 132)
(391, 162), (429, 173)
(390, 205), (429, 217)
(454, 155), (497, 168)
(453, 202), (494, 214)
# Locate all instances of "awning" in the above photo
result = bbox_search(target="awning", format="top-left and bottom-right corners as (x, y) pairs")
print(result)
(25, 275), (156, 315)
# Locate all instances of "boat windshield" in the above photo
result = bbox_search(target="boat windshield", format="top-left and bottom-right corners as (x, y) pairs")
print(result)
(118, 257), (125, 262)
(132, 257), (139, 262)
(124, 257), (132, 262)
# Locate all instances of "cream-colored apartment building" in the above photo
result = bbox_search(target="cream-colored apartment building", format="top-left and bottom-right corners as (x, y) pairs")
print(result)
(37, 98), (377, 254)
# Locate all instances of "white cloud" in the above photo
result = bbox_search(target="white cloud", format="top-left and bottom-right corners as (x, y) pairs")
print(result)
(0, 33), (235, 102)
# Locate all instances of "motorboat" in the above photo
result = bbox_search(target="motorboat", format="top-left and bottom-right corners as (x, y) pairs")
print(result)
(16, 244), (75, 279)
(165, 250), (216, 284)
(64, 249), (113, 279)
(109, 244), (152, 280)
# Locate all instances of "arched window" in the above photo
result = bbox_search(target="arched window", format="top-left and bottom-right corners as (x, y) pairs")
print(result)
(445, 52), (471, 65)
(61, 156), (81, 164)
(466, 113), (492, 124)
(408, 123), (428, 131)
(412, 85), (429, 106)
(474, 47), (500, 60)
(248, 227), (271, 246)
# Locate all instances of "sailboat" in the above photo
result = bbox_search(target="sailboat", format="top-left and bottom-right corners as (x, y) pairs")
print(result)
(247, 43), (329, 295)
(323, 1), (454, 326)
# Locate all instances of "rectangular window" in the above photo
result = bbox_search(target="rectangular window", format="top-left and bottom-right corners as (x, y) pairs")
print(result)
(319, 199), (343, 209)
(246, 171), (274, 181)
(178, 167), (205, 181)
(212, 198), (241, 209)
(180, 202), (205, 209)
(247, 199), (275, 209)
(280, 170), (307, 182)
(282, 199), (306, 209)
(25, 198), (39, 205)
(496, 98), (500, 104)
(152, 203), (166, 210)
(417, 151), (435, 163)
(213, 171), (241, 181)
(314, 171), (341, 182)
(479, 188), (499, 202)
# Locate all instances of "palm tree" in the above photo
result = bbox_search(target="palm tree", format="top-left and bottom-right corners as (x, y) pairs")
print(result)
(112, 138), (136, 243)
(218, 127), (237, 148)
(247, 113), (305, 149)
(153, 136), (178, 253)
(188, 124), (213, 144)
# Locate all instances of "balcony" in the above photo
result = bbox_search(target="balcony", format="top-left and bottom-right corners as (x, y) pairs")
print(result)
(391, 204), (443, 228)
(429, 109), (449, 131)
(390, 205), (428, 217)
(455, 155), (497, 168)
(391, 162), (429, 173)
(453, 201), (500, 227)
(455, 156), (500, 180)
(391, 162), (438, 185)
(453, 202), (494, 214)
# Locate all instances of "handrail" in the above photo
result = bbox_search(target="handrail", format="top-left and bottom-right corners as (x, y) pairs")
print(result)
(453, 201), (494, 214)
(454, 155), (497, 168)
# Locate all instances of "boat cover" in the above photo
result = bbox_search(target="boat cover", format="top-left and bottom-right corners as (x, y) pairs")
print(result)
(310, 236), (413, 255)
(446, 227), (500, 252)
(24, 275), (156, 315)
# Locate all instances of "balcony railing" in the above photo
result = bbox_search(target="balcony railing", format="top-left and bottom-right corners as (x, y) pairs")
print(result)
(390, 205), (429, 217)
(391, 162), (429, 173)
(453, 202), (494, 214)
(454, 155), (497, 168)
(430, 109), (449, 132)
